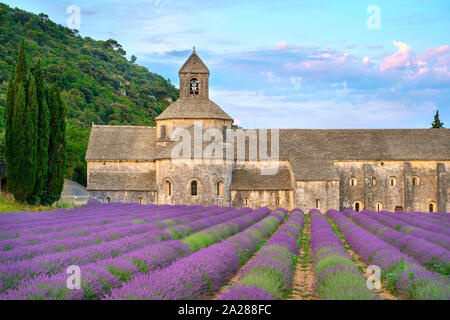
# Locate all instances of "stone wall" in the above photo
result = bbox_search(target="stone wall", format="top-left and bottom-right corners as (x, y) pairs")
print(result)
(88, 190), (156, 204)
(295, 180), (339, 213)
(155, 158), (232, 206)
(334, 160), (450, 212)
(156, 118), (232, 140)
(231, 190), (293, 210)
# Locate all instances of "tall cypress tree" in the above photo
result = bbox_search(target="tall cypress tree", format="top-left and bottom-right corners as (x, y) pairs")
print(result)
(44, 84), (66, 205)
(13, 40), (27, 91)
(6, 40), (39, 203)
(32, 60), (50, 201)
(5, 76), (14, 170)
(25, 76), (39, 202)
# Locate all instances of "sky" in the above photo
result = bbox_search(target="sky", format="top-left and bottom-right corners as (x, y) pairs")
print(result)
(4, 0), (450, 129)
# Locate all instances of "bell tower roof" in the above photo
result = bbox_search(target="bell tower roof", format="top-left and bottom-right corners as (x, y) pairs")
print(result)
(179, 47), (210, 74)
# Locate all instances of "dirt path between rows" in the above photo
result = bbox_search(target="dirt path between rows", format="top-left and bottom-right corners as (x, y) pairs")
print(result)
(287, 216), (318, 300)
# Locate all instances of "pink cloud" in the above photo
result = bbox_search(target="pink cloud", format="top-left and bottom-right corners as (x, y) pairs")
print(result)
(380, 40), (412, 71)
(275, 40), (288, 49)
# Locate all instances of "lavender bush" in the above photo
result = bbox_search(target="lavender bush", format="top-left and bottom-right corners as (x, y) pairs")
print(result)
(327, 209), (450, 300)
(106, 210), (286, 300)
(217, 209), (305, 300)
(310, 210), (376, 300)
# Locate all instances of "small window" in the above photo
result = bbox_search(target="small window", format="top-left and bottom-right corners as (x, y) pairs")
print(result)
(353, 201), (362, 212)
(160, 125), (166, 138)
(276, 197), (281, 206)
(394, 206), (403, 212)
(412, 176), (420, 186)
(138, 197), (143, 204)
(390, 177), (397, 186)
(372, 177), (377, 187)
(315, 199), (320, 209)
(165, 180), (172, 196)
(244, 197), (250, 206)
(350, 178), (357, 186)
(217, 180), (224, 197)
(376, 202), (382, 212)
(191, 180), (198, 196)
(223, 125), (227, 141)
(105, 196), (111, 203)
(190, 78), (199, 94)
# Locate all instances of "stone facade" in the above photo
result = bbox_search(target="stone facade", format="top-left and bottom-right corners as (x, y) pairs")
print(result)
(85, 49), (450, 212)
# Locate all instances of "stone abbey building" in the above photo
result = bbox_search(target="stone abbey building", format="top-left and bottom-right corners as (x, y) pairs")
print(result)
(86, 49), (450, 213)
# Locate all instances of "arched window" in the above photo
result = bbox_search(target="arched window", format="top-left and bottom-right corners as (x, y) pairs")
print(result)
(429, 202), (435, 213)
(191, 180), (198, 196)
(244, 197), (250, 206)
(105, 196), (111, 203)
(376, 202), (382, 212)
(138, 197), (143, 204)
(372, 177), (377, 187)
(315, 199), (320, 209)
(160, 125), (166, 138)
(276, 197), (281, 206)
(350, 178), (357, 186)
(390, 177), (397, 186)
(412, 176), (420, 186)
(217, 180), (224, 197)
(353, 201), (362, 212)
(190, 78), (199, 95)
(165, 180), (172, 196)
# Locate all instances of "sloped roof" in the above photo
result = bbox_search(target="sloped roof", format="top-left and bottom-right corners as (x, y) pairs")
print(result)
(179, 51), (209, 74)
(87, 171), (156, 191)
(277, 129), (450, 161)
(289, 159), (340, 181)
(86, 125), (158, 161)
(231, 166), (294, 190)
(155, 98), (232, 120)
(86, 126), (450, 164)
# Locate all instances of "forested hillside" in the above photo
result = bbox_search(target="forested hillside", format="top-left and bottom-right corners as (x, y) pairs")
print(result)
(0, 3), (179, 185)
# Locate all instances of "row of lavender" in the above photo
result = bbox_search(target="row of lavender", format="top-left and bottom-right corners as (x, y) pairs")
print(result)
(0, 206), (235, 263)
(218, 209), (305, 300)
(379, 211), (450, 235)
(0, 205), (271, 299)
(0, 203), (173, 235)
(327, 210), (449, 299)
(361, 211), (450, 250)
(389, 211), (450, 229)
(344, 210), (450, 276)
(310, 209), (376, 300)
(107, 209), (289, 299)
(0, 203), (212, 244)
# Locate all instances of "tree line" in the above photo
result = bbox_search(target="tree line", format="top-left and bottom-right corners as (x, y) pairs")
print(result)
(6, 40), (65, 205)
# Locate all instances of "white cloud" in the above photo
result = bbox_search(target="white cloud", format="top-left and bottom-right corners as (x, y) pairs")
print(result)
(210, 89), (418, 129)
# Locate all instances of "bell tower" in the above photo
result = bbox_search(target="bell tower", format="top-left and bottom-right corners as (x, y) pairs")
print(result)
(155, 48), (233, 143)
(178, 47), (210, 100)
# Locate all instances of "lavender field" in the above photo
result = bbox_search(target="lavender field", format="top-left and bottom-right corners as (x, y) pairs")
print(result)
(0, 203), (448, 300)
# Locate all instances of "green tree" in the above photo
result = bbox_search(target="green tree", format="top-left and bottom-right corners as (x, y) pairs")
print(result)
(43, 84), (66, 205)
(8, 82), (38, 202)
(6, 40), (38, 202)
(431, 110), (445, 128)
(32, 60), (50, 201)
(26, 76), (39, 201)
(5, 76), (14, 166)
